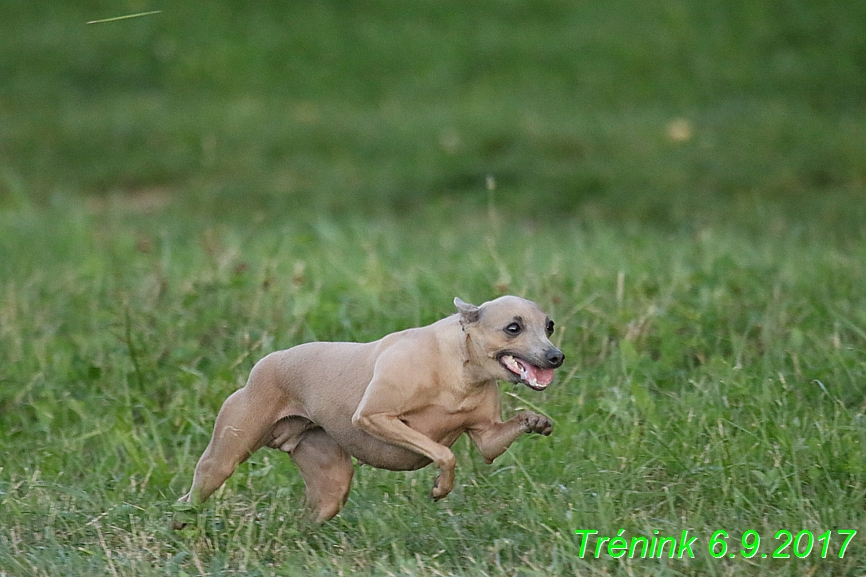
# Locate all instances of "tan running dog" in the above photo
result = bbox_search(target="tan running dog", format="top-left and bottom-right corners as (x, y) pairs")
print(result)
(173, 295), (564, 527)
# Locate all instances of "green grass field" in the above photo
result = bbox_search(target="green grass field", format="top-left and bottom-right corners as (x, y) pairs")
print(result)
(2, 1), (866, 575)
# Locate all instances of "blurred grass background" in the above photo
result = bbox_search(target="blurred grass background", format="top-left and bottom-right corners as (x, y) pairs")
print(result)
(2, 0), (864, 227)
(2, 1), (866, 575)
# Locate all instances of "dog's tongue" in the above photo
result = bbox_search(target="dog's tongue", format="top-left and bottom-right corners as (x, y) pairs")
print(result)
(503, 355), (555, 387)
(524, 363), (555, 386)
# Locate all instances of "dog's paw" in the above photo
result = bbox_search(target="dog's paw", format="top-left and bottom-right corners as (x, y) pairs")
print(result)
(521, 412), (553, 436)
(171, 500), (197, 530)
(430, 474), (452, 501)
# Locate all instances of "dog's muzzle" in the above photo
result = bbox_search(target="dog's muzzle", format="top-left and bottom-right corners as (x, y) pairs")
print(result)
(499, 348), (564, 390)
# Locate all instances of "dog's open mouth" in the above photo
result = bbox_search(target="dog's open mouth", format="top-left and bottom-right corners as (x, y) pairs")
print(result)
(499, 354), (555, 391)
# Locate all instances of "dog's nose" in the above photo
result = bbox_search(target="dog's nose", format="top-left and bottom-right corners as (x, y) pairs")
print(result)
(545, 348), (564, 368)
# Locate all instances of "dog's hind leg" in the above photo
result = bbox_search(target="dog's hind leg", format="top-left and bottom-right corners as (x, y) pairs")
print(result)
(289, 428), (354, 522)
(176, 388), (280, 513)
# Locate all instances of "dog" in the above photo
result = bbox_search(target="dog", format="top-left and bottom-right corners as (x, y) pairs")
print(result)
(173, 295), (563, 528)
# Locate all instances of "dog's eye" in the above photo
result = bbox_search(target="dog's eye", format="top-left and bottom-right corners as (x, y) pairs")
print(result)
(546, 320), (555, 336)
(504, 322), (522, 335)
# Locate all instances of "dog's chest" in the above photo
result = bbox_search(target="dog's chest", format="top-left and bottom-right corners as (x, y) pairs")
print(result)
(401, 389), (487, 439)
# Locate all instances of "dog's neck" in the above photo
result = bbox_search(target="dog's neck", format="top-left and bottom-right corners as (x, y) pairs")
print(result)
(451, 319), (498, 387)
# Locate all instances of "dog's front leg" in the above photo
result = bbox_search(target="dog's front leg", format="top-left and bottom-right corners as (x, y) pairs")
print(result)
(468, 412), (552, 464)
(352, 408), (457, 500)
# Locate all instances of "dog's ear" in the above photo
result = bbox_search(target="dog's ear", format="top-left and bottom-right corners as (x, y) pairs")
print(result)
(454, 297), (480, 323)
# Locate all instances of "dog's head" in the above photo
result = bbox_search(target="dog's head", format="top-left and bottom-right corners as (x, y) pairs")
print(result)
(455, 295), (564, 390)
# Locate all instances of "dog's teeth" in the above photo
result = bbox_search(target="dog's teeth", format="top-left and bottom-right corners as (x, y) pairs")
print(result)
(502, 355), (521, 372)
